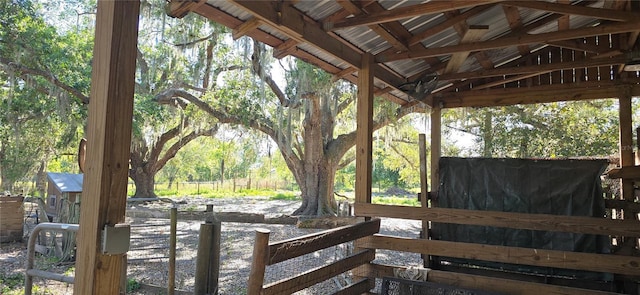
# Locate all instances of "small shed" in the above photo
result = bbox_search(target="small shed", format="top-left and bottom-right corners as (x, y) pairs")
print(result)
(46, 172), (83, 220)
(0, 196), (24, 243)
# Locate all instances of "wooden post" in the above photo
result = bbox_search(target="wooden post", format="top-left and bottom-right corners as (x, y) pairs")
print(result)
(355, 52), (374, 206)
(430, 106), (442, 204)
(194, 223), (214, 294)
(418, 134), (430, 267)
(74, 1), (139, 294)
(168, 206), (177, 295)
(247, 229), (270, 295)
(208, 220), (221, 294)
(619, 95), (634, 208)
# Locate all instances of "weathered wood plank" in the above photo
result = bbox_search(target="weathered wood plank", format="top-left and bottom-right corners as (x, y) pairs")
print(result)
(607, 166), (640, 179)
(247, 229), (269, 295)
(356, 235), (640, 276)
(268, 219), (380, 265)
(263, 250), (375, 295)
(355, 203), (640, 237)
(605, 199), (640, 212)
(355, 263), (620, 295)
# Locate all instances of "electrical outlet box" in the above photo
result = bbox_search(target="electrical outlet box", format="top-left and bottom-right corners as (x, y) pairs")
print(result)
(102, 224), (130, 255)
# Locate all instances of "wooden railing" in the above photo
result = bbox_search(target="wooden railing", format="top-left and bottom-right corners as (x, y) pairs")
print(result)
(354, 203), (640, 294)
(247, 218), (380, 295)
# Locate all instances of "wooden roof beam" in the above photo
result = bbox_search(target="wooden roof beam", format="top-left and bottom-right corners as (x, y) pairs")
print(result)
(407, 5), (493, 47)
(324, 0), (500, 30)
(166, 0), (206, 18)
(502, 1), (640, 22)
(336, 1), (408, 51)
(232, 17), (262, 40)
(272, 39), (298, 59)
(439, 54), (630, 81)
(435, 80), (640, 108)
(502, 4), (530, 56)
(443, 25), (489, 74)
(378, 20), (640, 62)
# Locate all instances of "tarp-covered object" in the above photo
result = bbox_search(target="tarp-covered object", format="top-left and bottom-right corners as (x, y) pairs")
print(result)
(434, 157), (611, 279)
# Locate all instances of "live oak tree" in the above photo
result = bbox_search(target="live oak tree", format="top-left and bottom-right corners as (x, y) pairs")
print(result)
(0, 1), (89, 192)
(157, 40), (416, 216)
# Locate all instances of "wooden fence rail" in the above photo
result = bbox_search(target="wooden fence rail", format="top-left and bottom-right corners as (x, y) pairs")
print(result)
(355, 203), (640, 237)
(247, 219), (380, 295)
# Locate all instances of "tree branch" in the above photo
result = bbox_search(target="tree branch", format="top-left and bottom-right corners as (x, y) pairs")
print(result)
(0, 57), (89, 104)
(251, 40), (301, 108)
(154, 125), (219, 172)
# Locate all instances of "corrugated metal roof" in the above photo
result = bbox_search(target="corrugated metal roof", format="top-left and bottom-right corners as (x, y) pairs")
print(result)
(47, 172), (83, 193)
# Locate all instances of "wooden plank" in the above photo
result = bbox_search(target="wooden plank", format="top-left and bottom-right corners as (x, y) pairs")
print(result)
(355, 53), (374, 206)
(268, 219), (380, 265)
(607, 166), (640, 179)
(551, 48), (562, 84)
(232, 17), (262, 40)
(331, 278), (370, 295)
(73, 1), (140, 294)
(437, 54), (628, 81)
(263, 249), (375, 295)
(436, 81), (639, 108)
(503, 0), (640, 22)
(619, 95), (635, 226)
(356, 234), (640, 276)
(355, 203), (640, 237)
(605, 199), (640, 212)
(430, 106), (441, 202)
(408, 5), (493, 46)
(418, 133), (430, 267)
(444, 26), (489, 74)
(356, 263), (621, 295)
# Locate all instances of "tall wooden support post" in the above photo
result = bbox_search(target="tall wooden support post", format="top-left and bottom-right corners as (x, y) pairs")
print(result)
(355, 53), (374, 207)
(418, 134), (430, 267)
(619, 95), (634, 213)
(74, 1), (140, 294)
(430, 106), (442, 205)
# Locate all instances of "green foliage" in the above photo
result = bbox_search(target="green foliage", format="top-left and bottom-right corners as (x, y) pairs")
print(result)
(444, 100), (619, 158)
(126, 278), (141, 293)
(372, 195), (420, 207)
(268, 192), (299, 201)
(0, 273), (24, 293)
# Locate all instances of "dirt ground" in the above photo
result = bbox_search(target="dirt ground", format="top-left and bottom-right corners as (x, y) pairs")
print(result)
(1, 196), (422, 294)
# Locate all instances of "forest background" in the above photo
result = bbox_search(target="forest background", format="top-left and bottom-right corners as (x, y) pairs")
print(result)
(0, 0), (632, 216)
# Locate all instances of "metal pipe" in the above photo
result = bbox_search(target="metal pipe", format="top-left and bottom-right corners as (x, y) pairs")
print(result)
(25, 222), (79, 295)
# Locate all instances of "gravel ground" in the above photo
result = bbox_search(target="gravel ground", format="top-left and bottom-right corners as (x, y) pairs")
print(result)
(1, 196), (422, 294)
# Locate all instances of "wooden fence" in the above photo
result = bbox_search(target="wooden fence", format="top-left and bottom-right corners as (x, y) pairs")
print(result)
(0, 196), (24, 243)
(247, 219), (381, 295)
(353, 203), (640, 295)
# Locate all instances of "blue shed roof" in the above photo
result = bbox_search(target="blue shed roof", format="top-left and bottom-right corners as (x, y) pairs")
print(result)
(47, 172), (83, 193)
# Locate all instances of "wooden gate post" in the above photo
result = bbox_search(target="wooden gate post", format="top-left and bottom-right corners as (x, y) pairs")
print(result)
(247, 229), (270, 295)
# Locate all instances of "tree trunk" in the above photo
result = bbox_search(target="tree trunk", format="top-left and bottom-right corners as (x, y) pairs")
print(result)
(130, 167), (158, 198)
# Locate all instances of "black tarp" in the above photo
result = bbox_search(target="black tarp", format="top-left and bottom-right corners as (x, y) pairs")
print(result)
(433, 157), (611, 280)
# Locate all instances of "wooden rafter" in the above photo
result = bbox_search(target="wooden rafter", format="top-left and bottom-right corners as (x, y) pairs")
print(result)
(407, 5), (493, 47)
(501, 4), (530, 56)
(435, 80), (640, 108)
(378, 20), (640, 62)
(336, 1), (407, 51)
(443, 25), (489, 74)
(439, 54), (630, 81)
(502, 1), (640, 22)
(325, 0), (499, 30)
(232, 17), (262, 40)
